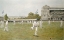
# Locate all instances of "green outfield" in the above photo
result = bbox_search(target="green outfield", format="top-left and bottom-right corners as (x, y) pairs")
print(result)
(0, 21), (64, 40)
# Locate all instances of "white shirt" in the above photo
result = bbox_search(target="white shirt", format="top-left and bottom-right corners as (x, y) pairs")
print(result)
(33, 21), (39, 27)
(6, 21), (8, 25)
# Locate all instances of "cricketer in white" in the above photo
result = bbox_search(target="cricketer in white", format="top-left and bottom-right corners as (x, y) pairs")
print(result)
(31, 21), (39, 36)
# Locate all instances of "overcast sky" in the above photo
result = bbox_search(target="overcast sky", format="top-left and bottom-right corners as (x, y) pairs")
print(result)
(0, 0), (64, 16)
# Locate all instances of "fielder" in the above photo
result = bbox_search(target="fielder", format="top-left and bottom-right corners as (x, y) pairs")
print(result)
(0, 21), (4, 28)
(4, 21), (8, 31)
(60, 20), (63, 27)
(14, 21), (15, 25)
(31, 21), (39, 36)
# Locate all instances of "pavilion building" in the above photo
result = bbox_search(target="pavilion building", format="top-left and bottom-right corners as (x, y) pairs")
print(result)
(41, 5), (64, 21)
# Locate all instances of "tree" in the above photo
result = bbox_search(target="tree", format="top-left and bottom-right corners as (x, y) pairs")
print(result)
(4, 14), (8, 20)
(28, 12), (34, 16)
(27, 12), (41, 20)
(37, 16), (41, 21)
(27, 12), (34, 19)
(34, 14), (41, 20)
(34, 14), (39, 18)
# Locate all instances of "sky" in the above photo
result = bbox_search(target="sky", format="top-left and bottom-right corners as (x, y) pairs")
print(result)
(0, 0), (64, 16)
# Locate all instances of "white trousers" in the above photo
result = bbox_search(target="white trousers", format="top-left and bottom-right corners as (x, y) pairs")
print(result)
(34, 27), (38, 35)
(4, 26), (8, 31)
(31, 27), (38, 35)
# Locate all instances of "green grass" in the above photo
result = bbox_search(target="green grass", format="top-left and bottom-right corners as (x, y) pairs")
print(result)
(0, 21), (64, 40)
